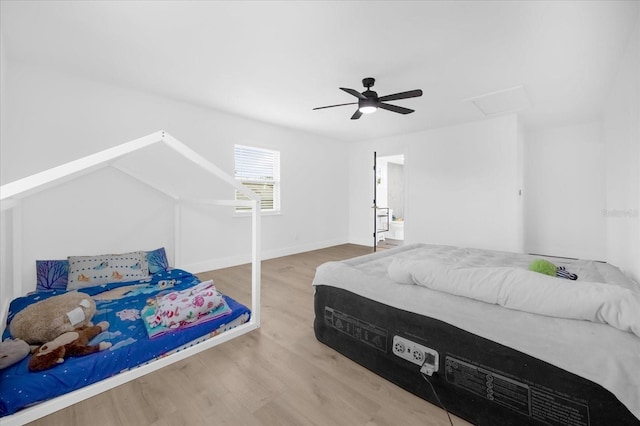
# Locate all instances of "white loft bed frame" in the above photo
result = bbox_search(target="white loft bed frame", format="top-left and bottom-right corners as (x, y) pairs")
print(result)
(0, 131), (261, 426)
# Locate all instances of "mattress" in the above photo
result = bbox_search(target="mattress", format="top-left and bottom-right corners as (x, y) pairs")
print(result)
(312, 243), (640, 425)
(1, 268), (251, 417)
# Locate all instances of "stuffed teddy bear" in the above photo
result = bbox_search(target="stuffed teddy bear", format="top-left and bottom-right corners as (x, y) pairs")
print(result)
(28, 321), (111, 372)
(10, 291), (97, 344)
(0, 338), (30, 370)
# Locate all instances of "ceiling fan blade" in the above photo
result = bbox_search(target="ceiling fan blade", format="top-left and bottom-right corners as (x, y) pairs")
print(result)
(313, 102), (358, 110)
(340, 87), (367, 100)
(378, 89), (423, 102)
(351, 109), (363, 120)
(378, 103), (415, 115)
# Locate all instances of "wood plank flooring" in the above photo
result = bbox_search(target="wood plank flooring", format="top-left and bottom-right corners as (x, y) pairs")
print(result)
(28, 244), (471, 426)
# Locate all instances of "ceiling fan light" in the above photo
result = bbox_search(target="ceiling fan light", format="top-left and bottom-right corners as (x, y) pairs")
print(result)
(359, 97), (378, 114)
(359, 105), (377, 114)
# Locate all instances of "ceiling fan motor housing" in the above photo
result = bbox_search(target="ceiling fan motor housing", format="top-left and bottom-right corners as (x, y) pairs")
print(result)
(362, 77), (375, 88)
(361, 78), (379, 109)
(363, 90), (378, 99)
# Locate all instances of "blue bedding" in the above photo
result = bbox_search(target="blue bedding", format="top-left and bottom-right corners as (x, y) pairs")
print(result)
(0, 269), (251, 417)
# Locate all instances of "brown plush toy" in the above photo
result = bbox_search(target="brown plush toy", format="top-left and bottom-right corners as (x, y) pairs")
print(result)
(10, 292), (97, 345)
(28, 321), (112, 372)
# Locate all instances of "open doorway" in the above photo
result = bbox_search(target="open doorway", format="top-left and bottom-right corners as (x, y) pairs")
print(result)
(375, 154), (405, 250)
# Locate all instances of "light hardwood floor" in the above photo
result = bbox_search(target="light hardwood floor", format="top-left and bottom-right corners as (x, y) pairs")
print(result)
(29, 244), (472, 426)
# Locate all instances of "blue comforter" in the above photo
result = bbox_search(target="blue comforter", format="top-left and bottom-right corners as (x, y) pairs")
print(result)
(0, 269), (251, 417)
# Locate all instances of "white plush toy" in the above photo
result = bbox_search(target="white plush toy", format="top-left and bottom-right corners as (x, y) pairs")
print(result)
(0, 338), (30, 369)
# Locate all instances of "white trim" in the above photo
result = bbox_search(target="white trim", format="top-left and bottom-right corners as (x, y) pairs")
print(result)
(182, 198), (254, 207)
(174, 202), (182, 268)
(11, 202), (22, 303)
(233, 209), (282, 218)
(0, 132), (162, 201)
(162, 132), (257, 201)
(251, 199), (261, 326)
(0, 299), (9, 340)
(0, 131), (261, 425)
(0, 198), (18, 212)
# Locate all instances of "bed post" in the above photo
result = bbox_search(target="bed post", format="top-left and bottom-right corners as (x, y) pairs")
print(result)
(251, 198), (261, 327)
(174, 202), (182, 268)
(12, 200), (22, 300)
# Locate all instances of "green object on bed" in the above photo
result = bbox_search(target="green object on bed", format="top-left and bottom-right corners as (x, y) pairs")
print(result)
(529, 259), (557, 276)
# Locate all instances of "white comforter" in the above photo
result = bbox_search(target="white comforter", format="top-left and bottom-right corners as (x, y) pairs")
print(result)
(313, 243), (640, 419)
(388, 257), (640, 338)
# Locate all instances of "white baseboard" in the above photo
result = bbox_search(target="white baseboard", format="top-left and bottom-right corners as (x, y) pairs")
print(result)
(181, 238), (349, 274)
(349, 236), (375, 247)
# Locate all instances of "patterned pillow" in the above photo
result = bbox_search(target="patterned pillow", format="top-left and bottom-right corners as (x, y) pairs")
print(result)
(147, 247), (169, 274)
(36, 260), (69, 292)
(67, 251), (150, 289)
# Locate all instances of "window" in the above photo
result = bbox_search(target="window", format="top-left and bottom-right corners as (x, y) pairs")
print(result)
(234, 144), (280, 212)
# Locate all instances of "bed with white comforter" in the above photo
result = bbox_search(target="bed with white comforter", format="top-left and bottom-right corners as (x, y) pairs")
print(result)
(313, 243), (640, 426)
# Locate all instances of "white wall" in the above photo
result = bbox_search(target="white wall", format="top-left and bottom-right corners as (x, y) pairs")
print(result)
(603, 16), (640, 283)
(387, 162), (405, 219)
(524, 121), (606, 260)
(0, 34), (11, 309)
(1, 61), (349, 293)
(349, 115), (522, 253)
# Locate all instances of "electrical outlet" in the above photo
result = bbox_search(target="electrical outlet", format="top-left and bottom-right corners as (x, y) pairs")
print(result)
(392, 335), (439, 371)
(393, 339), (406, 355)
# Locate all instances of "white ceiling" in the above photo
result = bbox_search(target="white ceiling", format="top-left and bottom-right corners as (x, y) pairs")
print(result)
(1, 1), (638, 143)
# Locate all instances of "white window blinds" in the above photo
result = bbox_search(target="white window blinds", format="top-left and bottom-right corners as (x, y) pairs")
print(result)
(234, 145), (280, 212)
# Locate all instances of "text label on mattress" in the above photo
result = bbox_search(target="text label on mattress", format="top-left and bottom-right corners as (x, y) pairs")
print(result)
(324, 306), (387, 352)
(445, 356), (590, 426)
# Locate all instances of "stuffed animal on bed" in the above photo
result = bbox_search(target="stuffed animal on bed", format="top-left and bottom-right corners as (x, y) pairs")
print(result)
(0, 338), (30, 370)
(529, 259), (578, 280)
(28, 322), (111, 372)
(9, 291), (97, 344)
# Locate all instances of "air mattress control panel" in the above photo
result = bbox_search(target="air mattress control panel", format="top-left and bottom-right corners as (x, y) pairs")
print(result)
(392, 335), (439, 375)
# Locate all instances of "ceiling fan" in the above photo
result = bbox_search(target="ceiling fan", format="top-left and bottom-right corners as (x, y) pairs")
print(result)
(313, 77), (423, 120)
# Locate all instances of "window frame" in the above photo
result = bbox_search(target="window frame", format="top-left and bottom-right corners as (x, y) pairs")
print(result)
(234, 144), (281, 214)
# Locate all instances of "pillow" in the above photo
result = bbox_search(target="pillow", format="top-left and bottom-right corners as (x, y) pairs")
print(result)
(67, 251), (150, 289)
(147, 247), (169, 274)
(36, 248), (166, 291)
(36, 260), (69, 292)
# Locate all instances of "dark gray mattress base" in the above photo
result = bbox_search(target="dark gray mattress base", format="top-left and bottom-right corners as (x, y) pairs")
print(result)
(314, 285), (640, 426)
